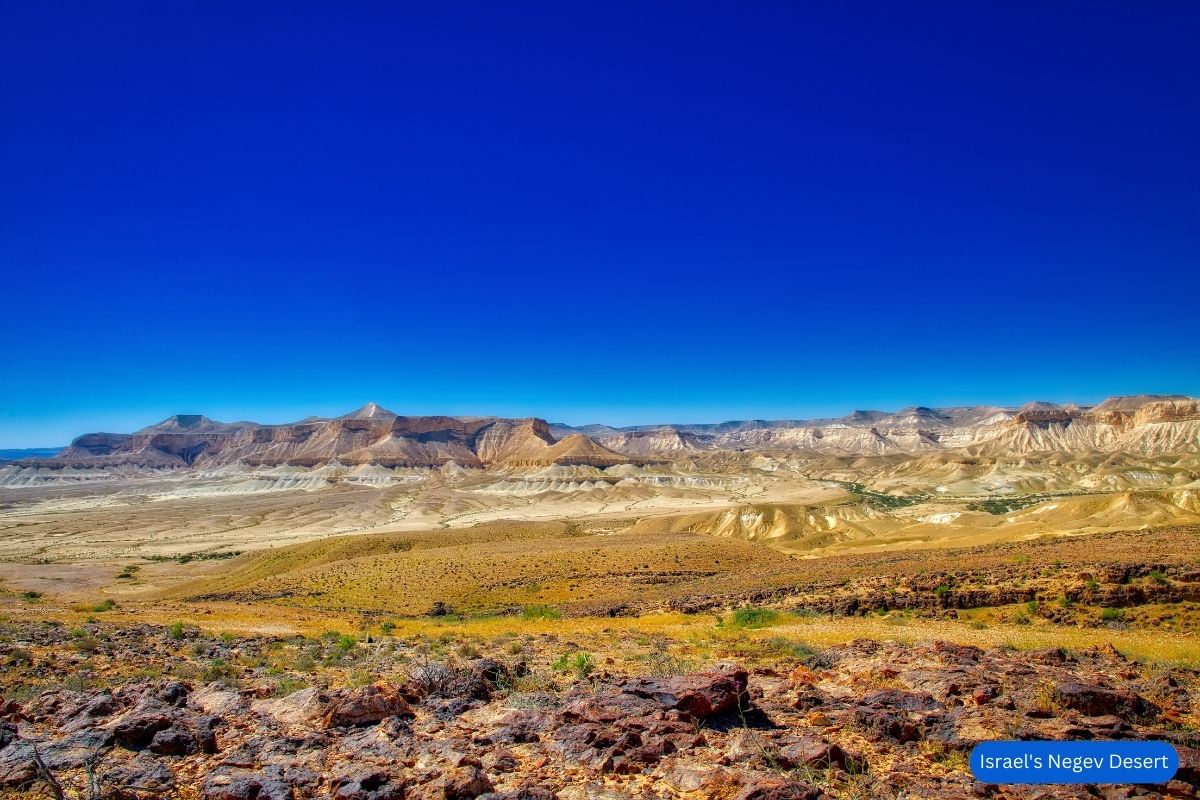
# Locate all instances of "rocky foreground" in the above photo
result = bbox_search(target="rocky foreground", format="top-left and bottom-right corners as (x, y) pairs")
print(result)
(1, 623), (1199, 799)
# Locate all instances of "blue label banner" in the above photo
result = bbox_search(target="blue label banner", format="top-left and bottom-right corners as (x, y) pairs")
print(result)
(971, 741), (1178, 784)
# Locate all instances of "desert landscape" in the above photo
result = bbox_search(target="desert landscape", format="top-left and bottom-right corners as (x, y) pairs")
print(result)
(1, 396), (1198, 798)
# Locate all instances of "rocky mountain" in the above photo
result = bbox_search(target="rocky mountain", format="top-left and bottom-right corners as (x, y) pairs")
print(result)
(11, 395), (1198, 472)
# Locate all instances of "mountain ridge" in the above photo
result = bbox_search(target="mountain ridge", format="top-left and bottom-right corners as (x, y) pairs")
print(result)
(9, 395), (1198, 469)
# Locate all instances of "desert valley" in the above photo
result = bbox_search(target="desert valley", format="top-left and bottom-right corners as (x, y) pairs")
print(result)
(0, 395), (1198, 798)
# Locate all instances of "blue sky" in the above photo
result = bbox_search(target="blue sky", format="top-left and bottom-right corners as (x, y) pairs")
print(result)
(2, 2), (1198, 447)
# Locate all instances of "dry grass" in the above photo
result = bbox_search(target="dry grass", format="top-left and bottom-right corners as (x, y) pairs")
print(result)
(168, 523), (801, 616)
(11, 593), (1196, 669)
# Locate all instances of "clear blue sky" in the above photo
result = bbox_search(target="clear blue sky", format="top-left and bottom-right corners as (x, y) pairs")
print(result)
(2, 2), (1198, 447)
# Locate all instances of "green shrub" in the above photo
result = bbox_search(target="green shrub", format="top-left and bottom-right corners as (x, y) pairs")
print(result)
(551, 651), (596, 678)
(730, 607), (780, 629)
(572, 652), (595, 679)
(169, 622), (185, 640)
(1101, 607), (1124, 622)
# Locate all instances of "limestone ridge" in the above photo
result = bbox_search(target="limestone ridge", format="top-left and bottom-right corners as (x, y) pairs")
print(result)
(556, 395), (1200, 457)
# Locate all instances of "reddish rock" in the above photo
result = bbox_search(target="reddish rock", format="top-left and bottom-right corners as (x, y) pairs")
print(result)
(439, 766), (494, 799)
(104, 752), (175, 798)
(775, 734), (853, 771)
(734, 778), (822, 800)
(113, 709), (174, 749)
(617, 663), (749, 719)
(1053, 682), (1156, 720)
(331, 770), (407, 800)
(323, 682), (414, 728)
(1176, 745), (1200, 783)
(202, 766), (299, 800)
